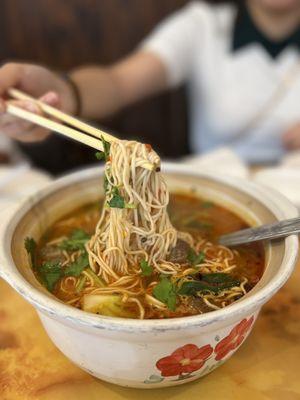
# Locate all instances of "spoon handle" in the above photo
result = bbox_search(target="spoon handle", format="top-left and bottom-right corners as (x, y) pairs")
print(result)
(219, 217), (300, 247)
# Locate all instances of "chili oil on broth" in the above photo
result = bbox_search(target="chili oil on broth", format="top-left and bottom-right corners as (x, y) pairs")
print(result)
(34, 193), (265, 319)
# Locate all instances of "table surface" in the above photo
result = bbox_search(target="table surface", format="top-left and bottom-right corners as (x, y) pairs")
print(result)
(1, 257), (300, 400)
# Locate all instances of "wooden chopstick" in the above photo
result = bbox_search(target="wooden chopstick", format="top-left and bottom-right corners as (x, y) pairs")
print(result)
(6, 103), (104, 151)
(6, 88), (157, 171)
(8, 88), (116, 143)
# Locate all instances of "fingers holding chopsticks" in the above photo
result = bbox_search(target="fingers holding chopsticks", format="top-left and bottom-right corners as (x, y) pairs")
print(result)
(0, 62), (78, 142)
(0, 91), (60, 142)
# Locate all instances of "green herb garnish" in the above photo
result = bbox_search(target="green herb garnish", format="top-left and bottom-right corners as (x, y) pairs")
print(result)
(107, 187), (135, 209)
(39, 261), (63, 292)
(108, 187), (125, 208)
(187, 249), (205, 266)
(64, 252), (89, 277)
(153, 276), (177, 311)
(101, 136), (111, 160)
(140, 260), (153, 277)
(103, 175), (109, 192)
(95, 152), (105, 161)
(95, 137), (111, 162)
(178, 273), (240, 296)
(201, 273), (238, 284)
(59, 229), (90, 251)
(24, 237), (36, 267)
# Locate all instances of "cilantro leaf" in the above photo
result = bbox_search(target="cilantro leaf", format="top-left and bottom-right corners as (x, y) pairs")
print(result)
(178, 273), (240, 296)
(95, 137), (111, 162)
(24, 237), (36, 267)
(39, 261), (63, 292)
(59, 229), (90, 251)
(108, 194), (125, 208)
(64, 253), (89, 277)
(202, 273), (238, 284)
(140, 260), (153, 277)
(153, 276), (177, 311)
(101, 136), (111, 159)
(107, 187), (135, 209)
(38, 253), (90, 292)
(187, 249), (205, 266)
(103, 175), (109, 192)
(95, 152), (105, 161)
(108, 187), (125, 209)
(70, 229), (90, 241)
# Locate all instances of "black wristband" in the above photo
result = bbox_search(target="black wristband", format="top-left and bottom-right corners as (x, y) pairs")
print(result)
(62, 73), (82, 117)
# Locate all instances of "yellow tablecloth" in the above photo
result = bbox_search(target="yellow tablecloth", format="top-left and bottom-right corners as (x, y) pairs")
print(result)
(1, 165), (300, 399)
(1, 260), (300, 400)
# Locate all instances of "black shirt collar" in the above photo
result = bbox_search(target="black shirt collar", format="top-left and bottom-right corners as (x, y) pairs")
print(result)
(232, 3), (300, 58)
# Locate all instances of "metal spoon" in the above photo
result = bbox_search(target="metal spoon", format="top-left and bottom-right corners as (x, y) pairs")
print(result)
(219, 217), (300, 247)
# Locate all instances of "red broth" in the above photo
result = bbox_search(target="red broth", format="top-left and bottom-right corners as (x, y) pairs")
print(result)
(34, 194), (264, 318)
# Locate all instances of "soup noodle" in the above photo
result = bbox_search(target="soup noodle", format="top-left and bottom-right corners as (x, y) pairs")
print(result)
(30, 139), (264, 319)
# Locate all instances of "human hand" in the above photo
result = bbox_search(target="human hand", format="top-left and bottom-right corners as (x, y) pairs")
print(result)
(0, 63), (76, 142)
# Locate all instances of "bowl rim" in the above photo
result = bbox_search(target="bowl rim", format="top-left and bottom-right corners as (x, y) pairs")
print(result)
(0, 163), (298, 333)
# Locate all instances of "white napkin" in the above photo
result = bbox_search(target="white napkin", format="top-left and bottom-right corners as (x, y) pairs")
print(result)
(253, 151), (300, 209)
(254, 167), (300, 208)
(0, 164), (51, 213)
(182, 147), (300, 209)
(182, 147), (249, 178)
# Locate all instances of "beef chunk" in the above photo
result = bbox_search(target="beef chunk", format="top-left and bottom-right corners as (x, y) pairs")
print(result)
(190, 296), (213, 313)
(168, 239), (191, 264)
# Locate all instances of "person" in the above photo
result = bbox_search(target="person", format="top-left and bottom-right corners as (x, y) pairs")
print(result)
(0, 0), (300, 167)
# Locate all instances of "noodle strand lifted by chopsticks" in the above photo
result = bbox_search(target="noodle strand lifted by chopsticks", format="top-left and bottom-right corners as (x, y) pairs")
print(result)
(82, 140), (245, 318)
(87, 141), (180, 283)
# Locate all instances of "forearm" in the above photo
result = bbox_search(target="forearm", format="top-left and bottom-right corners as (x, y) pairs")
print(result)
(69, 51), (168, 120)
(69, 66), (121, 119)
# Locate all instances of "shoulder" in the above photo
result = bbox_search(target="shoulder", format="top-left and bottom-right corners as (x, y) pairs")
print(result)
(181, 1), (236, 30)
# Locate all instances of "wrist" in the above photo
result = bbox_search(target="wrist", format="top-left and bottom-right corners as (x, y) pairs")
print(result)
(60, 73), (82, 116)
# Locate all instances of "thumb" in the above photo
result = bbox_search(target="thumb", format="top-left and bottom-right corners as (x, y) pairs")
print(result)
(39, 91), (60, 108)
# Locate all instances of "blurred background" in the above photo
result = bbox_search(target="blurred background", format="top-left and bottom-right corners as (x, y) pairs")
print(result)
(0, 0), (199, 173)
(0, 0), (299, 180)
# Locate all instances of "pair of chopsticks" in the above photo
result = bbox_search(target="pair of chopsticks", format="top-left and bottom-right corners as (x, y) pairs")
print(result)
(5, 89), (156, 171)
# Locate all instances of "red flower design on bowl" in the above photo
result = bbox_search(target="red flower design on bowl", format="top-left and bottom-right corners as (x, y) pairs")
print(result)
(214, 316), (254, 361)
(156, 343), (213, 377)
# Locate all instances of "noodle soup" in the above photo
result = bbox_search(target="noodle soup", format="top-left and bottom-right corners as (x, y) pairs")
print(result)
(30, 193), (264, 319)
(4, 162), (297, 388)
(23, 138), (266, 321)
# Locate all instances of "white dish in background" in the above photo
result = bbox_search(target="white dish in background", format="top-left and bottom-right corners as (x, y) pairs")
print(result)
(254, 167), (300, 209)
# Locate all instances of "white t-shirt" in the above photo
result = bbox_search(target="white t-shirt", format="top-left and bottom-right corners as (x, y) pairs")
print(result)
(141, 1), (300, 163)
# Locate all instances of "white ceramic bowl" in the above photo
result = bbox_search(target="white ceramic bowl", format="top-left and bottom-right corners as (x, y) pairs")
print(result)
(0, 163), (298, 388)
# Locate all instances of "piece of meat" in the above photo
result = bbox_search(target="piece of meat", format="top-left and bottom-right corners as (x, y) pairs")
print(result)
(168, 239), (191, 264)
(190, 297), (213, 314)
